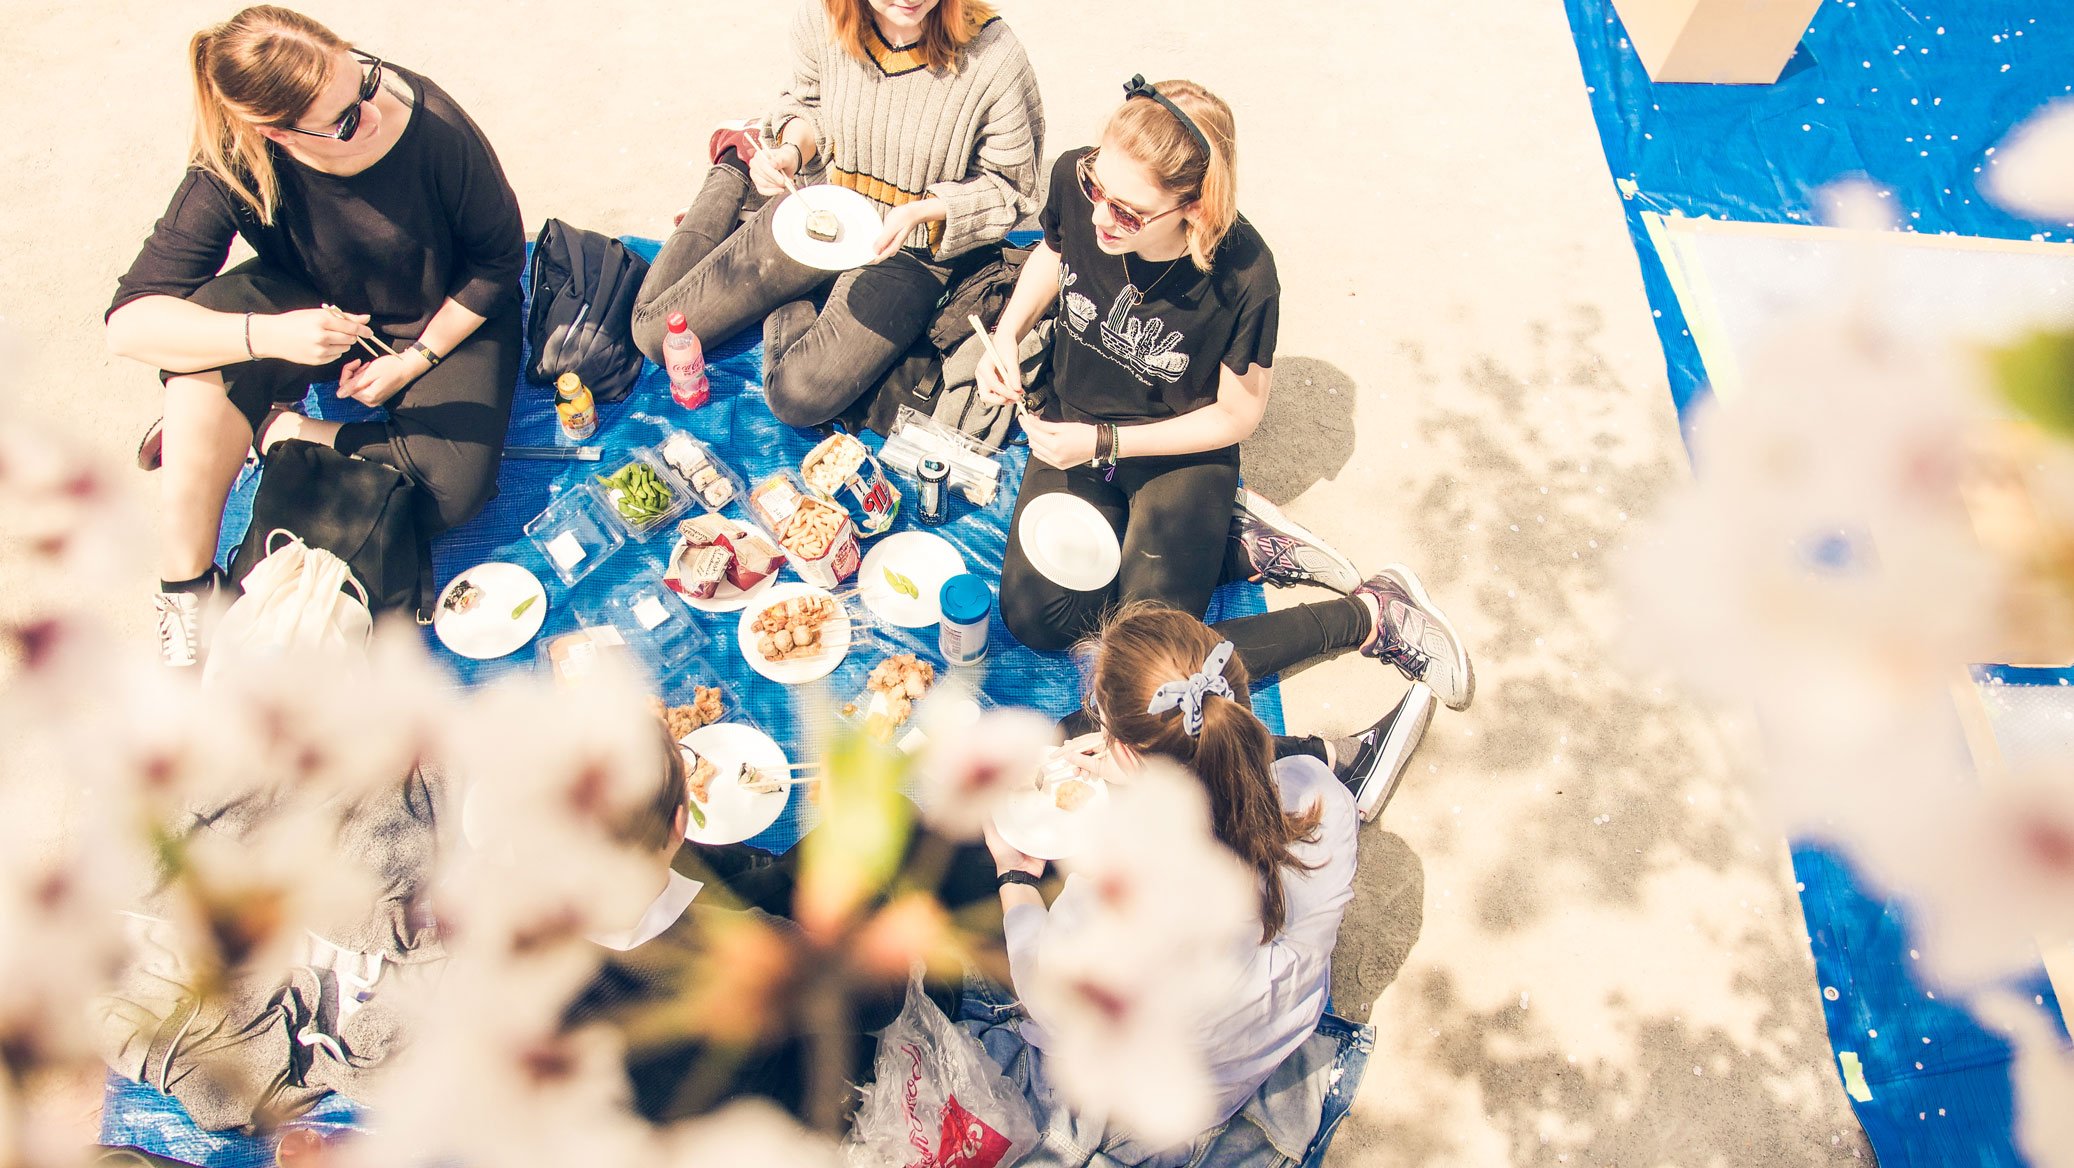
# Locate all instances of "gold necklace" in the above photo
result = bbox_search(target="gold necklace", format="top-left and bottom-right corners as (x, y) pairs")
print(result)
(1122, 248), (1183, 302)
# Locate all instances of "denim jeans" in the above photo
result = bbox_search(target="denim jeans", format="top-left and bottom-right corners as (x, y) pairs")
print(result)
(953, 976), (1373, 1168)
(630, 164), (961, 429)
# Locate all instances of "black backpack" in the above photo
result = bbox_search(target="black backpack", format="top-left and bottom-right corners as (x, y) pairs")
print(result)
(525, 219), (653, 403)
(228, 439), (434, 621)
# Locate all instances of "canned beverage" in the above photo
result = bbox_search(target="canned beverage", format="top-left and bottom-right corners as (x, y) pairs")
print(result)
(801, 433), (900, 535)
(938, 574), (991, 667)
(554, 372), (598, 441)
(917, 457), (949, 526)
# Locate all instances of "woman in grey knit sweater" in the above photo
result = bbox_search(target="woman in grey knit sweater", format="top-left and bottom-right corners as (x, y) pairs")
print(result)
(631, 0), (1044, 428)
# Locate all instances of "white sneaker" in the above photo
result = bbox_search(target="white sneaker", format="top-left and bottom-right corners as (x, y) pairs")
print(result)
(154, 590), (204, 668)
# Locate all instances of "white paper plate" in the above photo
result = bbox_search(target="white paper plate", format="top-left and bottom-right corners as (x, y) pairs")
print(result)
(1015, 493), (1122, 593)
(671, 525), (785, 614)
(858, 532), (966, 629)
(737, 581), (851, 684)
(771, 185), (885, 271)
(993, 770), (1111, 861)
(433, 562), (548, 660)
(680, 722), (791, 846)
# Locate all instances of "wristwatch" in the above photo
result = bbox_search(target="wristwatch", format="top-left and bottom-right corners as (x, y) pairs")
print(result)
(997, 869), (1043, 889)
(408, 340), (443, 368)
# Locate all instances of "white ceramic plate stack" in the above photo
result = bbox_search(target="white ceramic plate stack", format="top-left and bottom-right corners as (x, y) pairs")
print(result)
(1015, 493), (1122, 593)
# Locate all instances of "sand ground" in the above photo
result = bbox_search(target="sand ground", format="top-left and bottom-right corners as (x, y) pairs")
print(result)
(0, 1), (1868, 1163)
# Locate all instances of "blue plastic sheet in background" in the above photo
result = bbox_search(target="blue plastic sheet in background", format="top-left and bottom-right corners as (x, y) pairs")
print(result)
(1564, 2), (2074, 1162)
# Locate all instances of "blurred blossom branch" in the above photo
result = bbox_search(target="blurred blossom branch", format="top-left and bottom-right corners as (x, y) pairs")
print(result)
(1619, 108), (2074, 1166)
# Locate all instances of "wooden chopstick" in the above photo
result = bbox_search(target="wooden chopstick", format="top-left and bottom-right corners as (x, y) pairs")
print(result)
(322, 303), (401, 360)
(969, 314), (1024, 413)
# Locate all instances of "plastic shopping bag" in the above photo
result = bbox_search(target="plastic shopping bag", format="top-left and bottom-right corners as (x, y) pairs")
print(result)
(846, 974), (1038, 1168)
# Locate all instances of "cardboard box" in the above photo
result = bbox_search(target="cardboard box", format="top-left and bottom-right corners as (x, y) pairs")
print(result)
(1611, 0), (1823, 85)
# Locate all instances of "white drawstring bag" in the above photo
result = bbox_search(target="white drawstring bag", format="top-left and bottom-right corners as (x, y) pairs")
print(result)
(204, 529), (373, 685)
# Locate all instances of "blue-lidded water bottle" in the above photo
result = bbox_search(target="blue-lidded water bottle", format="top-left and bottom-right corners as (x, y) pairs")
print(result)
(938, 574), (991, 667)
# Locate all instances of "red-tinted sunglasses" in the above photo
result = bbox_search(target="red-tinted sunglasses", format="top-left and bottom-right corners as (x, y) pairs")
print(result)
(1076, 149), (1186, 236)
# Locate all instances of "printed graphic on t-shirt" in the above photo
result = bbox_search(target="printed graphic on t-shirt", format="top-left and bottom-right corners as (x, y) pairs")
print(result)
(1058, 261), (1190, 386)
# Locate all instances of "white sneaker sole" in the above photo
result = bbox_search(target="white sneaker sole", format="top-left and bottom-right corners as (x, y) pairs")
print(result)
(1357, 682), (1437, 822)
(1374, 564), (1474, 710)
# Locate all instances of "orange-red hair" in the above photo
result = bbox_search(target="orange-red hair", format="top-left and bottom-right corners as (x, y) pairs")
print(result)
(827, 0), (998, 73)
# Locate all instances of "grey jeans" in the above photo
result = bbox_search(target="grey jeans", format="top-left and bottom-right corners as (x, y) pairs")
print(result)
(630, 164), (960, 429)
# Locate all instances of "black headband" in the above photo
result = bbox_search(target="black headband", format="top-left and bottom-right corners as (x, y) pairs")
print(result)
(1122, 74), (1213, 159)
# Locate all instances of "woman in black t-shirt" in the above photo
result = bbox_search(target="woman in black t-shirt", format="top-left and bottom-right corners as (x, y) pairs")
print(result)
(980, 79), (1476, 713)
(106, 6), (525, 667)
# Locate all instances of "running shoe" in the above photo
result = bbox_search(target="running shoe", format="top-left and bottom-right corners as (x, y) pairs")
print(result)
(1336, 682), (1436, 822)
(1230, 487), (1362, 594)
(1355, 565), (1475, 710)
(154, 589), (204, 669)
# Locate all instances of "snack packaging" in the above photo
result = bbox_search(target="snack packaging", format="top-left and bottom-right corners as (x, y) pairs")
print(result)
(801, 432), (900, 535)
(775, 495), (860, 589)
(718, 529), (785, 592)
(677, 514), (734, 548)
(541, 626), (632, 685)
(748, 472), (807, 533)
(664, 543), (733, 600)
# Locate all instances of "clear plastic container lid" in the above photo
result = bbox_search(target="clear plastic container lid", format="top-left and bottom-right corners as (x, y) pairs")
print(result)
(575, 575), (712, 672)
(522, 487), (625, 587)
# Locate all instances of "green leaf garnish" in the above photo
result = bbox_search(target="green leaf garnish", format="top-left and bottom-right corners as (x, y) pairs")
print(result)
(883, 567), (919, 600)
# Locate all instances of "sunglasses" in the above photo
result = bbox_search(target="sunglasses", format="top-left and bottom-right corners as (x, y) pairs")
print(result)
(1075, 149), (1186, 236)
(281, 52), (383, 142)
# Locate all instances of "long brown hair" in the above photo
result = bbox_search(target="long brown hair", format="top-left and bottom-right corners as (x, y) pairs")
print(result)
(1100, 79), (1239, 273)
(188, 6), (350, 225)
(826, 0), (998, 74)
(1090, 603), (1320, 942)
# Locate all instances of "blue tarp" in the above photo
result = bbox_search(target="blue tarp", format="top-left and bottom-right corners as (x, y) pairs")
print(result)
(1564, 2), (2074, 1162)
(105, 232), (1295, 1161)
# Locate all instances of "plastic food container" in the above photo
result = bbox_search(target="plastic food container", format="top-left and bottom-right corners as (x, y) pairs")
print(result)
(656, 661), (753, 735)
(523, 487), (625, 587)
(657, 430), (747, 515)
(575, 576), (711, 671)
(592, 447), (693, 540)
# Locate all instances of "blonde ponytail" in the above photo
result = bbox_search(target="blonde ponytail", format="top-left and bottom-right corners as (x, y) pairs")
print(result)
(1100, 79), (1240, 272)
(187, 6), (349, 225)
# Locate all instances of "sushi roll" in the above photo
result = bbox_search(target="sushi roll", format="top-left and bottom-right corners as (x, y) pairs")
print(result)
(805, 208), (841, 243)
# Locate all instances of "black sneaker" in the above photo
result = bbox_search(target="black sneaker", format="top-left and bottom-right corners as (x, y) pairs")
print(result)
(1336, 683), (1436, 823)
(1230, 488), (1362, 593)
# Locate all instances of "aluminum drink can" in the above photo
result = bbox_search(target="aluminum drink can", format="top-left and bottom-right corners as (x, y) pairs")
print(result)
(917, 457), (949, 525)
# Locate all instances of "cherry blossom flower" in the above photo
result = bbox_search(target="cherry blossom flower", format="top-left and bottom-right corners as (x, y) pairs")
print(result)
(1972, 991), (2074, 1168)
(1983, 100), (2074, 221)
(1026, 762), (1258, 1147)
(911, 705), (1059, 838)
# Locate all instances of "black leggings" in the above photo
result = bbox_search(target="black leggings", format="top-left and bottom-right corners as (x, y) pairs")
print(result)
(176, 261), (520, 534)
(999, 454), (1372, 678)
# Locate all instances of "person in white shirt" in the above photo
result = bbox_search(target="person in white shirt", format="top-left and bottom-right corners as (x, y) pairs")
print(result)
(982, 602), (1359, 1157)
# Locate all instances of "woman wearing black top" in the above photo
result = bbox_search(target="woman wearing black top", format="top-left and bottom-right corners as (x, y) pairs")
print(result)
(979, 78), (1476, 713)
(106, 6), (525, 667)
